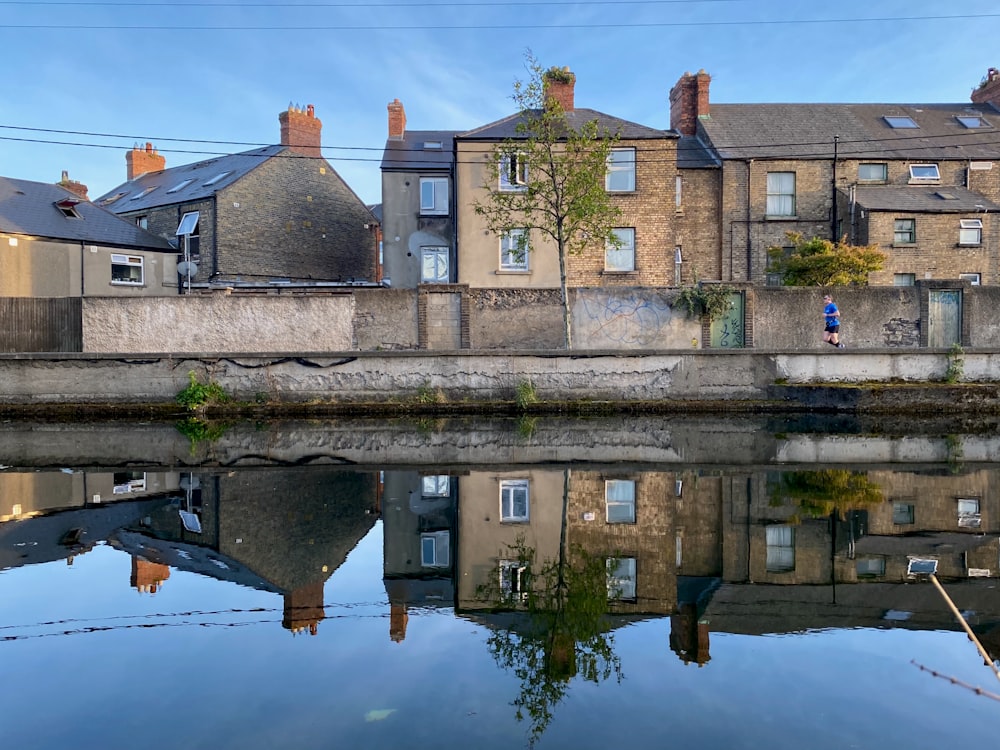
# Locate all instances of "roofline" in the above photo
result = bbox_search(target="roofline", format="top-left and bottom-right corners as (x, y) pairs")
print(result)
(0, 231), (176, 252)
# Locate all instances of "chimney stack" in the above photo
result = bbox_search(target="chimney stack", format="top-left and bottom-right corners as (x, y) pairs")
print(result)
(57, 170), (89, 200)
(972, 67), (1000, 106)
(130, 556), (170, 594)
(126, 142), (166, 181)
(670, 70), (712, 136)
(543, 66), (576, 111)
(279, 103), (323, 159)
(387, 98), (407, 140)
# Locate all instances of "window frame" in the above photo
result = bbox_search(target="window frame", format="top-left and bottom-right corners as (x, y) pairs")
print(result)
(894, 218), (916, 245)
(419, 176), (449, 215)
(765, 524), (795, 572)
(110, 253), (144, 286)
(958, 498), (982, 528)
(908, 164), (940, 182)
(957, 115), (990, 129)
(605, 147), (636, 193)
(960, 272), (981, 285)
(885, 115), (918, 128)
(892, 502), (915, 525)
(893, 273), (916, 287)
(499, 479), (530, 523)
(500, 560), (529, 602)
(499, 152), (528, 192)
(605, 479), (636, 524)
(420, 246), (449, 283)
(959, 218), (983, 246)
(858, 163), (888, 182)
(420, 530), (451, 568)
(421, 475), (451, 498)
(605, 227), (636, 272)
(765, 172), (796, 217)
(606, 557), (637, 601)
(500, 229), (530, 271)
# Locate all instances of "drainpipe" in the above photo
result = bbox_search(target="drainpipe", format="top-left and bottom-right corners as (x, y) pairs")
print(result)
(745, 160), (753, 282)
(831, 136), (839, 240)
(79, 241), (85, 296)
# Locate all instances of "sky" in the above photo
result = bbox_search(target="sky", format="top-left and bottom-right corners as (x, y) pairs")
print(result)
(2, 0), (999, 207)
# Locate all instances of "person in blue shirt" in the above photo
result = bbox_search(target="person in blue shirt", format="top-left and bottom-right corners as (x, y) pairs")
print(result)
(823, 294), (845, 348)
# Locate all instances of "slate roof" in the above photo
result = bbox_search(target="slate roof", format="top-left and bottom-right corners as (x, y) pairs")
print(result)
(854, 185), (1000, 213)
(0, 176), (175, 251)
(701, 102), (1000, 161)
(458, 108), (673, 141)
(95, 145), (286, 213)
(676, 135), (719, 169)
(381, 130), (457, 171)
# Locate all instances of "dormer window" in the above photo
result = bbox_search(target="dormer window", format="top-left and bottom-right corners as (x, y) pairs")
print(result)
(55, 199), (81, 218)
(166, 178), (194, 194)
(909, 164), (940, 182)
(885, 116), (918, 128)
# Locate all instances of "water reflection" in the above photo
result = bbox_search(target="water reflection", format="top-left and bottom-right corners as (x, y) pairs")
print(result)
(3, 430), (1000, 747)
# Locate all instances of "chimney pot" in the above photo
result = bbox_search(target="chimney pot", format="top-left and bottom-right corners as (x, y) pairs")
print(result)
(279, 103), (323, 158)
(126, 142), (166, 180)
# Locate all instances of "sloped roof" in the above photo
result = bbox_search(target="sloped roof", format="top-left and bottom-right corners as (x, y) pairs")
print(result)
(458, 108), (672, 141)
(677, 135), (719, 169)
(701, 102), (1000, 161)
(95, 145), (285, 213)
(381, 130), (457, 171)
(854, 185), (1000, 213)
(0, 176), (175, 251)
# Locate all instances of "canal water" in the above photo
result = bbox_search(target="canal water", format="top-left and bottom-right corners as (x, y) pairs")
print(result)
(2, 416), (999, 748)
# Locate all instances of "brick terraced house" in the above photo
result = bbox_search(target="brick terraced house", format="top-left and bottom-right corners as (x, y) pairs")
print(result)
(96, 105), (378, 289)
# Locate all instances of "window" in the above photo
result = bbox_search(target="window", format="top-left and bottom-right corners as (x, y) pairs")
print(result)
(54, 199), (81, 218)
(856, 558), (886, 577)
(421, 475), (450, 497)
(766, 172), (796, 216)
(420, 246), (449, 283)
(129, 186), (157, 201)
(179, 510), (202, 533)
(111, 254), (144, 285)
(202, 171), (233, 187)
(885, 115), (918, 128)
(907, 558), (938, 575)
(894, 218), (916, 244)
(675, 175), (683, 208)
(676, 532), (683, 567)
(419, 177), (448, 215)
(957, 115), (990, 129)
(858, 163), (888, 182)
(893, 273), (916, 286)
(420, 531), (450, 567)
(959, 219), (983, 245)
(134, 215), (148, 230)
(113, 471), (146, 494)
(960, 273), (981, 285)
(500, 479), (529, 522)
(909, 164), (940, 181)
(605, 228), (635, 272)
(605, 479), (636, 523)
(606, 148), (636, 192)
(607, 557), (637, 601)
(500, 229), (529, 271)
(500, 560), (529, 602)
(166, 178), (194, 194)
(423, 141), (443, 150)
(958, 498), (981, 528)
(892, 502), (915, 525)
(175, 211), (200, 259)
(765, 525), (795, 572)
(499, 152), (528, 191)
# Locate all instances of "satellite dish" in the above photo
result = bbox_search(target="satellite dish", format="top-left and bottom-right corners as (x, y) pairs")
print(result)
(177, 261), (199, 277)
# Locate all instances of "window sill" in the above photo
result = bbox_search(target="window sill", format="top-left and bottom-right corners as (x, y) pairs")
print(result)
(957, 243), (983, 248)
(892, 243), (918, 249)
(606, 190), (637, 195)
(111, 282), (145, 287)
(495, 269), (531, 275)
(418, 212), (449, 218)
(764, 215), (799, 221)
(858, 180), (888, 185)
(602, 270), (638, 276)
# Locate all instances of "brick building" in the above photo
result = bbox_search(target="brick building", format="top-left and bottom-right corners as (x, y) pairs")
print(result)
(97, 105), (379, 289)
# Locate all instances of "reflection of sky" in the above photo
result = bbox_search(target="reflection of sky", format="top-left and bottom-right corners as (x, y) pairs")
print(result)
(3, 533), (1000, 749)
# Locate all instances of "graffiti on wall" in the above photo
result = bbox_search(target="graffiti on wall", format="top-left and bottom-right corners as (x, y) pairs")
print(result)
(575, 290), (675, 347)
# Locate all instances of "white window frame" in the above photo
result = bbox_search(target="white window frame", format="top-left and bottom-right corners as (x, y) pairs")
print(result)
(766, 172), (796, 217)
(499, 152), (528, 191)
(605, 479), (636, 523)
(959, 218), (983, 246)
(909, 164), (940, 182)
(499, 479), (529, 522)
(858, 163), (888, 182)
(166, 178), (194, 194)
(957, 115), (989, 129)
(110, 254), (144, 286)
(885, 116), (918, 128)
(765, 525), (795, 572)
(419, 177), (449, 215)
(958, 498), (982, 528)
(420, 246), (449, 283)
(113, 471), (146, 494)
(420, 531), (450, 568)
(606, 557), (637, 601)
(605, 228), (635, 272)
(421, 475), (450, 497)
(176, 211), (200, 237)
(960, 272), (981, 285)
(500, 560), (529, 602)
(500, 229), (529, 271)
(605, 148), (636, 192)
(894, 218), (916, 244)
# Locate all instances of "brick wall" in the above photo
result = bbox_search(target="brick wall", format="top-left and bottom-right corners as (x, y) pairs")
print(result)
(674, 168), (722, 282)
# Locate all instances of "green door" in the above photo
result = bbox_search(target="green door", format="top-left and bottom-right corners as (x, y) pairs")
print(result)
(710, 293), (745, 348)
(927, 289), (961, 348)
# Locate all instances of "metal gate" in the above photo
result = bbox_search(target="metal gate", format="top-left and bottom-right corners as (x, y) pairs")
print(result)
(709, 292), (745, 348)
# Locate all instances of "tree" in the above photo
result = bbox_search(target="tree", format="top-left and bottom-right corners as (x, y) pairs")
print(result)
(473, 53), (623, 349)
(767, 232), (886, 286)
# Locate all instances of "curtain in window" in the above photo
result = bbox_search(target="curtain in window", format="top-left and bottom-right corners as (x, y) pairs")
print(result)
(766, 172), (795, 216)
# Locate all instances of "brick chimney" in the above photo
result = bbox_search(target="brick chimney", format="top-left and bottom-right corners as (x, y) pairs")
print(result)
(282, 580), (326, 636)
(57, 170), (88, 200)
(279, 103), (323, 159)
(389, 602), (408, 642)
(130, 556), (170, 594)
(972, 67), (1000, 106)
(387, 98), (407, 140)
(543, 67), (576, 111)
(126, 142), (166, 181)
(670, 70), (712, 136)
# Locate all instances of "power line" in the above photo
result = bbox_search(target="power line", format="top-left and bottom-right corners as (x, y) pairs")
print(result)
(0, 0), (748, 5)
(3, 12), (1000, 30)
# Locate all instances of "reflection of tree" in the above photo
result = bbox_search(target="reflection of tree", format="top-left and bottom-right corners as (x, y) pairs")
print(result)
(477, 536), (623, 747)
(771, 469), (884, 520)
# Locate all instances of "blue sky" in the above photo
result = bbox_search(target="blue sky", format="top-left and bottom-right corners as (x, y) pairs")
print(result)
(2, 0), (998, 206)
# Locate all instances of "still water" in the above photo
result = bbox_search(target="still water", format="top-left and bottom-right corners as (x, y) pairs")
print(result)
(2, 416), (999, 749)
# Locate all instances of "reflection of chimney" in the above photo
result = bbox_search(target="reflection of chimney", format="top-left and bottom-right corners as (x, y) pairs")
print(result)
(543, 67), (576, 112)
(669, 602), (711, 666)
(283, 580), (326, 636)
(131, 556), (170, 594)
(390, 602), (408, 642)
(57, 170), (89, 200)
(387, 99), (406, 140)
(126, 142), (166, 181)
(279, 103), (323, 159)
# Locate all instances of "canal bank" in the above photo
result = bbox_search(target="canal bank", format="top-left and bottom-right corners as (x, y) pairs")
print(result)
(0, 348), (998, 416)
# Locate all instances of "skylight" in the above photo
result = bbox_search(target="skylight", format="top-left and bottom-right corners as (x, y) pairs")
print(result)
(957, 115), (990, 128)
(423, 141), (443, 150)
(884, 116), (918, 128)
(129, 186), (158, 200)
(203, 171), (233, 186)
(166, 178), (195, 194)
(100, 192), (127, 206)
(54, 199), (81, 219)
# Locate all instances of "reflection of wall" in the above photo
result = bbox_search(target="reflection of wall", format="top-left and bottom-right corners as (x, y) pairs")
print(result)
(865, 469), (999, 534)
(674, 471), (723, 577)
(0, 470), (180, 521)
